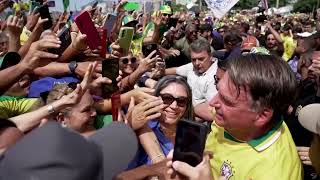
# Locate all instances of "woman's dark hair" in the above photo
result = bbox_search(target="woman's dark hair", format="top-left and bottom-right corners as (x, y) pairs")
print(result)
(217, 59), (228, 71)
(154, 75), (194, 120)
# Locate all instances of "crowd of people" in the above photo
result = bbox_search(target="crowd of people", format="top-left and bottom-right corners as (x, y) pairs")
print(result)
(0, 0), (320, 179)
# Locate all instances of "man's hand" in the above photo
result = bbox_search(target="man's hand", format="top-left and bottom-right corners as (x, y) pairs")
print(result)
(6, 15), (24, 38)
(20, 36), (60, 72)
(166, 150), (214, 180)
(25, 10), (40, 31)
(138, 50), (158, 73)
(153, 11), (163, 27)
(297, 146), (312, 165)
(76, 61), (102, 78)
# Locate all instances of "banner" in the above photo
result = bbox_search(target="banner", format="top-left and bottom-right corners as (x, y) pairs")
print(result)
(204, 0), (239, 19)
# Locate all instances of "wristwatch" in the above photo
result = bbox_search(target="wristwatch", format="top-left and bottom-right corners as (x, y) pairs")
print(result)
(68, 61), (78, 75)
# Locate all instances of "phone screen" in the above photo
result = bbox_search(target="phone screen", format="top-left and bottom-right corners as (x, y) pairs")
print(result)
(75, 11), (101, 50)
(104, 14), (117, 38)
(172, 119), (208, 167)
(49, 25), (71, 55)
(142, 43), (158, 58)
(102, 59), (119, 97)
(39, 4), (52, 30)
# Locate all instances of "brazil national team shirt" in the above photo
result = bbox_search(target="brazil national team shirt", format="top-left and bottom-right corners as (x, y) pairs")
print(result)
(205, 121), (303, 180)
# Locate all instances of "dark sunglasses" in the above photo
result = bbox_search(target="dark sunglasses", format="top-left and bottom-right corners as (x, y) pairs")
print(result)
(214, 75), (220, 85)
(121, 57), (137, 64)
(160, 93), (188, 107)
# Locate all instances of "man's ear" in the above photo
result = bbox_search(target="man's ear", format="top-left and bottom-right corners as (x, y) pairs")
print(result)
(56, 113), (65, 124)
(255, 108), (273, 128)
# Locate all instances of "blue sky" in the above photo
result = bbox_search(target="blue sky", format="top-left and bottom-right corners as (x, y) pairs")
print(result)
(49, 0), (95, 12)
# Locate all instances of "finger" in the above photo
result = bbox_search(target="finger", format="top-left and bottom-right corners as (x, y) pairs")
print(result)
(302, 160), (312, 166)
(145, 104), (164, 117)
(167, 150), (174, 159)
(296, 146), (310, 151)
(12, 16), (18, 25)
(128, 97), (135, 111)
(38, 41), (61, 50)
(140, 87), (155, 94)
(143, 98), (163, 110)
(38, 51), (59, 59)
(17, 18), (24, 27)
(147, 50), (157, 59)
(172, 161), (196, 178)
(146, 112), (162, 121)
(72, 83), (82, 96)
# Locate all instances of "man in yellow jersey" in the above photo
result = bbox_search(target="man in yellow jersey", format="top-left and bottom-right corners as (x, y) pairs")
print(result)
(167, 54), (303, 180)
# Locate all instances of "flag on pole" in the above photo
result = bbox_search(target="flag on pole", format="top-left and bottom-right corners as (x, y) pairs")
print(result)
(258, 0), (268, 10)
(204, 0), (239, 19)
(63, 0), (70, 11)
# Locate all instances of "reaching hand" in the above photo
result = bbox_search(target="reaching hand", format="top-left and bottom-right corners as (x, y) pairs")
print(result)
(20, 36), (61, 71)
(126, 96), (164, 130)
(26, 10), (40, 31)
(138, 50), (158, 73)
(153, 11), (163, 27)
(6, 15), (24, 38)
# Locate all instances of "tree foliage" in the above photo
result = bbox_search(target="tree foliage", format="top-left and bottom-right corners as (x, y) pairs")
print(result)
(293, 0), (318, 13)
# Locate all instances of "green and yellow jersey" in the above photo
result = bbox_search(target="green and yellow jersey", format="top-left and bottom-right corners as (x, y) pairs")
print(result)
(0, 96), (40, 119)
(205, 121), (303, 180)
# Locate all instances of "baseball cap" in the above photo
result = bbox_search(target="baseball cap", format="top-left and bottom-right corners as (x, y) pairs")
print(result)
(0, 52), (21, 70)
(160, 5), (172, 15)
(297, 32), (313, 38)
(0, 121), (138, 180)
(298, 103), (320, 135)
(28, 76), (79, 98)
(122, 15), (138, 26)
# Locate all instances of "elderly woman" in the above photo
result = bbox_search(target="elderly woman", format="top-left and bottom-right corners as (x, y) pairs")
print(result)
(128, 75), (193, 168)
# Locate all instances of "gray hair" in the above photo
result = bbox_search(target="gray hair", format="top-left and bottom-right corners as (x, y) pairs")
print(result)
(227, 54), (297, 116)
(189, 38), (211, 55)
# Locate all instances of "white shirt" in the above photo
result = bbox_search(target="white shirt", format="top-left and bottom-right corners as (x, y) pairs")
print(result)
(176, 59), (218, 106)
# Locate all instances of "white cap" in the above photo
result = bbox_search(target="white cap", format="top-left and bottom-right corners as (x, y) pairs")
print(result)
(298, 104), (320, 135)
(297, 32), (313, 38)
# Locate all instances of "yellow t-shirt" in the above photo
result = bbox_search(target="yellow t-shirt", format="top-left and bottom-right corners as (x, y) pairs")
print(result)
(205, 122), (303, 180)
(0, 96), (39, 119)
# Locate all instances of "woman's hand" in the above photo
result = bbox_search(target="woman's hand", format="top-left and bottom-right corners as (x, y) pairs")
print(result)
(127, 97), (164, 130)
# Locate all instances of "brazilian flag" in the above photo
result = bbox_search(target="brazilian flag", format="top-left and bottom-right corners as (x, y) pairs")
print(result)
(63, 0), (69, 11)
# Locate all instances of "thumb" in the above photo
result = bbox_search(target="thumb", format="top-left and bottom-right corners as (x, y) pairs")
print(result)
(128, 97), (135, 111)
(172, 161), (195, 178)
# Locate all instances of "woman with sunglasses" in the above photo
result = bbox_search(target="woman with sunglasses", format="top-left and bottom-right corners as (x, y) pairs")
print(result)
(120, 50), (160, 92)
(128, 75), (194, 168)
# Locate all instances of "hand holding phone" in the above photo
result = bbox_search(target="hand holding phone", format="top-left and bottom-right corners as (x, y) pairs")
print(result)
(75, 11), (101, 50)
(49, 25), (71, 55)
(38, 4), (52, 30)
(102, 58), (119, 97)
(118, 27), (134, 55)
(172, 119), (208, 167)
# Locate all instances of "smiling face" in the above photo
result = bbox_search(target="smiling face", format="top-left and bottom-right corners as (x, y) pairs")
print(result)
(120, 53), (138, 76)
(160, 82), (188, 125)
(209, 72), (258, 134)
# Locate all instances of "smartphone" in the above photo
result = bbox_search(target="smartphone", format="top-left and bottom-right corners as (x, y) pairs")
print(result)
(118, 27), (134, 55)
(47, 1), (55, 7)
(103, 13), (117, 38)
(123, 2), (140, 11)
(38, 4), (52, 30)
(168, 18), (178, 29)
(142, 43), (158, 58)
(172, 119), (208, 167)
(49, 25), (71, 55)
(75, 11), (101, 50)
(102, 58), (119, 97)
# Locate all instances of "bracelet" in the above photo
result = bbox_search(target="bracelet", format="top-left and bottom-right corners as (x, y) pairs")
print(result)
(47, 105), (55, 114)
(150, 154), (165, 163)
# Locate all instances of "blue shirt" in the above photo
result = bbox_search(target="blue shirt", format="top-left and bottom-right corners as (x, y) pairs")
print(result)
(127, 120), (174, 169)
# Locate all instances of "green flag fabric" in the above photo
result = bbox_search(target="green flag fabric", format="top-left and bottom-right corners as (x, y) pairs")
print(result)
(63, 0), (69, 11)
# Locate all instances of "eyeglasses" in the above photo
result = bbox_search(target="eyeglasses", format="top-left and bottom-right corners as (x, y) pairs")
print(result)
(267, 38), (275, 41)
(214, 75), (220, 85)
(121, 57), (137, 64)
(159, 93), (188, 107)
